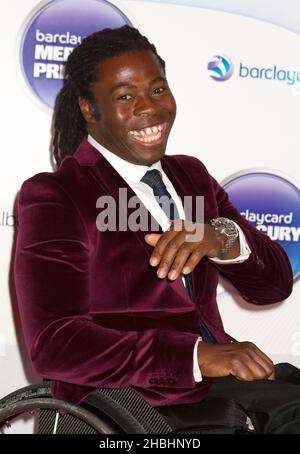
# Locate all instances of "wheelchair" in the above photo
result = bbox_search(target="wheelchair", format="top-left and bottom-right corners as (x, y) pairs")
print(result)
(0, 381), (173, 434)
(0, 381), (256, 434)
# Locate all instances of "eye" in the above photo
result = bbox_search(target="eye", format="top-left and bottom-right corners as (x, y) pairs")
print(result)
(117, 94), (133, 100)
(153, 87), (165, 95)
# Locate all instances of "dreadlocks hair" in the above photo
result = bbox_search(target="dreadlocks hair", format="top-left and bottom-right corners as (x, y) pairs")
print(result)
(52, 25), (166, 166)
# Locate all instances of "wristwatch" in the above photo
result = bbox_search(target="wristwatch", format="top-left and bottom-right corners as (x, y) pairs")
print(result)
(209, 217), (239, 258)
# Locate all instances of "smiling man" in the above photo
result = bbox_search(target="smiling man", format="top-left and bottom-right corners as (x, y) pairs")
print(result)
(15, 26), (300, 434)
(79, 50), (176, 166)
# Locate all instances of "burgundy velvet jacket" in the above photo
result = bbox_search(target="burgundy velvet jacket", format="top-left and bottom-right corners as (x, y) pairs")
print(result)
(14, 138), (293, 407)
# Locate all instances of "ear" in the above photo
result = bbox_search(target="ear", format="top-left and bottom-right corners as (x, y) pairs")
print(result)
(79, 97), (98, 123)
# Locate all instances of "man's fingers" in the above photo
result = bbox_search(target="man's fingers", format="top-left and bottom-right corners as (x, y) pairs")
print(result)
(245, 343), (275, 379)
(145, 223), (188, 276)
(250, 343), (274, 367)
(145, 229), (178, 268)
(228, 343), (275, 381)
(235, 342), (275, 380)
(167, 246), (191, 280)
(231, 355), (270, 381)
(182, 247), (205, 275)
(198, 342), (277, 382)
(145, 233), (169, 266)
(144, 233), (161, 247)
(144, 220), (206, 278)
(155, 236), (186, 278)
(247, 356), (274, 380)
(232, 364), (258, 381)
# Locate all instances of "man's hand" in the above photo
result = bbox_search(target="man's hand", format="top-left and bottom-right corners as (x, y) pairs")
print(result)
(144, 220), (240, 280)
(197, 341), (275, 381)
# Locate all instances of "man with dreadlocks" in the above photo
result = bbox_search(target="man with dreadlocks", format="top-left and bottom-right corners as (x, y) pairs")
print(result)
(15, 26), (300, 433)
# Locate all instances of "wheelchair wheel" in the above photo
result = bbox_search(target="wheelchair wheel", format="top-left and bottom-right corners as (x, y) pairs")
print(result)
(0, 383), (122, 434)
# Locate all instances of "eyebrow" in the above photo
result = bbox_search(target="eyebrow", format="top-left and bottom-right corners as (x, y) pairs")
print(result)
(110, 76), (167, 93)
(149, 76), (167, 85)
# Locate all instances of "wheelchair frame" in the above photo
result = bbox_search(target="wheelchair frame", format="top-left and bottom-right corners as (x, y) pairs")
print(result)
(0, 382), (173, 434)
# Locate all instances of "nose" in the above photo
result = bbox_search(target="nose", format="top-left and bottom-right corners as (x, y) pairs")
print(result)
(133, 95), (156, 116)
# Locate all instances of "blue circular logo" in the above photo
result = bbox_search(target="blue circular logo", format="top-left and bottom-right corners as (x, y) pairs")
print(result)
(223, 171), (300, 279)
(20, 0), (132, 109)
(207, 55), (233, 82)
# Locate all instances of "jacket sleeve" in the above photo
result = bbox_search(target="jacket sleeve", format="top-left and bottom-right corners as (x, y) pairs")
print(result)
(14, 175), (199, 390)
(209, 173), (293, 305)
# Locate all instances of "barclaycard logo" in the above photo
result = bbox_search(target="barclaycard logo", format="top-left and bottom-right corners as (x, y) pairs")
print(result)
(20, 0), (132, 109)
(207, 55), (234, 82)
(208, 54), (300, 85)
(222, 170), (300, 279)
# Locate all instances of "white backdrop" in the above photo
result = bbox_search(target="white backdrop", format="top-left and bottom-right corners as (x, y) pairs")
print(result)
(1, 0), (300, 401)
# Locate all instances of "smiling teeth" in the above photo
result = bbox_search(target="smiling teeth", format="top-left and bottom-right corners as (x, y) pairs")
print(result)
(129, 124), (163, 143)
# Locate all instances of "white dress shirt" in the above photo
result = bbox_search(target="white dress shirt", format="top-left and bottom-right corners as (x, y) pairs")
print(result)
(88, 135), (251, 382)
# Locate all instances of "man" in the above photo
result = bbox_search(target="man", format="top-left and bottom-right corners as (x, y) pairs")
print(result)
(15, 26), (299, 433)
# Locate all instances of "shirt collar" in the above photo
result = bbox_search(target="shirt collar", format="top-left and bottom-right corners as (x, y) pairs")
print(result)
(88, 134), (162, 184)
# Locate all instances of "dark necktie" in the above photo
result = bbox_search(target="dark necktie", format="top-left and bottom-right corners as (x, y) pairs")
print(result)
(141, 169), (180, 221)
(141, 169), (216, 343)
(141, 169), (193, 299)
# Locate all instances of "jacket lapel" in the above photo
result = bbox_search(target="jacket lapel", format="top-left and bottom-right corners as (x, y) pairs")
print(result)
(161, 155), (207, 302)
(74, 139), (197, 306)
(75, 139), (161, 255)
(161, 155), (200, 223)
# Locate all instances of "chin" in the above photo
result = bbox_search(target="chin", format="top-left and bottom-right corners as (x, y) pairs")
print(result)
(136, 147), (166, 166)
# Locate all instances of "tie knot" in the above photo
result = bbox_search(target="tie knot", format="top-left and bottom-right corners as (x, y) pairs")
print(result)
(141, 169), (166, 195)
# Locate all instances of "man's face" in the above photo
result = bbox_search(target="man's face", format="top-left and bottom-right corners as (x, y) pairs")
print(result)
(81, 50), (177, 166)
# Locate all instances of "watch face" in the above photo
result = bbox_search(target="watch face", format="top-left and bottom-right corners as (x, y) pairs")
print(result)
(211, 217), (238, 238)
(224, 223), (237, 236)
